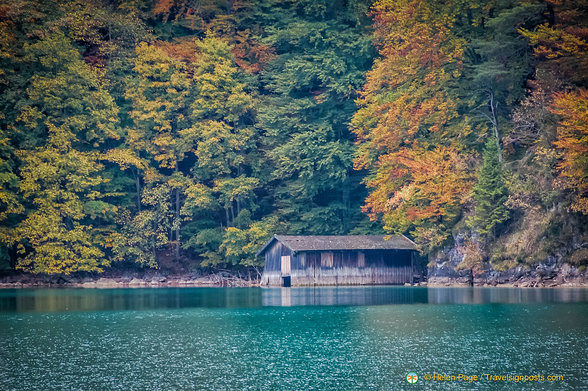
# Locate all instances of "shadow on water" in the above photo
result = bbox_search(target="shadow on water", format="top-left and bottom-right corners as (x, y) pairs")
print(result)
(0, 286), (586, 312)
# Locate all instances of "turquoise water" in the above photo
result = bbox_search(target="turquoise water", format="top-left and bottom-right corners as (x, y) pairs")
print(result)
(0, 287), (586, 390)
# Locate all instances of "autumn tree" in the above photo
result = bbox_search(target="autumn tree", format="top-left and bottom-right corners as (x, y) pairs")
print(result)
(3, 31), (121, 274)
(550, 89), (588, 214)
(14, 127), (114, 274)
(352, 0), (474, 252)
(519, 0), (588, 214)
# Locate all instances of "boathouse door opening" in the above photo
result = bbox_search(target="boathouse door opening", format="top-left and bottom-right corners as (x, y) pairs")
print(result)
(282, 276), (291, 287)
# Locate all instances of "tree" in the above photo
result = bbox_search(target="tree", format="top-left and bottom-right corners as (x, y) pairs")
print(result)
(468, 139), (510, 237)
(125, 41), (194, 261)
(7, 31), (120, 274)
(464, 1), (544, 161)
(518, 0), (588, 214)
(14, 126), (111, 274)
(0, 128), (23, 268)
(179, 36), (261, 265)
(352, 0), (474, 251)
(107, 183), (173, 268)
(219, 216), (278, 268)
(258, 0), (374, 234)
(550, 89), (588, 214)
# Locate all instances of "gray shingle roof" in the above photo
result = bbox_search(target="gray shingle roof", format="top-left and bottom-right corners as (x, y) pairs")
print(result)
(256, 235), (416, 256)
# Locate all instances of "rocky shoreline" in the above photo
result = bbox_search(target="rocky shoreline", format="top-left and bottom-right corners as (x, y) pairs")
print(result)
(426, 261), (588, 288)
(426, 235), (588, 288)
(0, 270), (260, 289)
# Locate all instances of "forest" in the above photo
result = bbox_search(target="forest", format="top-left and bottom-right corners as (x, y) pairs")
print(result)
(0, 0), (585, 276)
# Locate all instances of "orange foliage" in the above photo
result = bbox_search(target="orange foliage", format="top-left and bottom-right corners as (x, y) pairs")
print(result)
(232, 30), (276, 74)
(363, 145), (471, 230)
(521, 0), (588, 213)
(551, 89), (588, 213)
(353, 0), (465, 170)
(352, 0), (472, 239)
(156, 39), (199, 65)
(153, 0), (175, 17)
(519, 0), (588, 85)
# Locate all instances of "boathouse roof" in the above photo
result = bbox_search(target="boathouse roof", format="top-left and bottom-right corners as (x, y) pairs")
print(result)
(256, 235), (417, 257)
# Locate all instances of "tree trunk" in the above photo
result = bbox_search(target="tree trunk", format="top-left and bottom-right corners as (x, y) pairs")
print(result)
(341, 179), (350, 231)
(135, 170), (141, 212)
(175, 186), (180, 261)
(174, 165), (180, 261)
(488, 92), (503, 163)
(8, 244), (17, 270)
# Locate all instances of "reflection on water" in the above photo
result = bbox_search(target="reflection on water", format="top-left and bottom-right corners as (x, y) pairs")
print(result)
(0, 286), (586, 312)
(262, 286), (428, 306)
(0, 288), (262, 313)
(427, 286), (588, 304)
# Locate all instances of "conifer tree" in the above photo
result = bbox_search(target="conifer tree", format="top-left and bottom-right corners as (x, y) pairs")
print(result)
(468, 139), (510, 237)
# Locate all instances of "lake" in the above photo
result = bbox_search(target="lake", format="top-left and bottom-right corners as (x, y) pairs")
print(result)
(0, 287), (586, 390)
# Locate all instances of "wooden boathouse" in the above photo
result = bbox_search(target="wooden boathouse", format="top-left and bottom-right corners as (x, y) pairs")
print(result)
(257, 235), (417, 287)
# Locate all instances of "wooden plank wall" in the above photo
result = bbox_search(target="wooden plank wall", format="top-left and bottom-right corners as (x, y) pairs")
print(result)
(261, 241), (292, 286)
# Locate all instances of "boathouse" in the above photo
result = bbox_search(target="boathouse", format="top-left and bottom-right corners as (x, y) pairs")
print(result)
(257, 235), (417, 287)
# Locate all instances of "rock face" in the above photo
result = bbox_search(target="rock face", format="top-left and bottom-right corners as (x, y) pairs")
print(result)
(427, 233), (473, 286)
(427, 233), (587, 287)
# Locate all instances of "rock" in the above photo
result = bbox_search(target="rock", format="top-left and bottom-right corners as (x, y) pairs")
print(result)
(91, 278), (120, 288)
(128, 278), (146, 286)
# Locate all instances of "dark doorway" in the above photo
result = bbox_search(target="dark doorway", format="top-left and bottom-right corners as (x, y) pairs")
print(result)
(282, 276), (291, 287)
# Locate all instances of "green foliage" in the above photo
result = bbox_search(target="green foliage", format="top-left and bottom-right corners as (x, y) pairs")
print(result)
(0, 129), (22, 223)
(257, 0), (374, 234)
(126, 42), (193, 169)
(107, 185), (173, 268)
(3, 27), (122, 274)
(18, 31), (120, 147)
(219, 216), (278, 267)
(468, 140), (510, 237)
